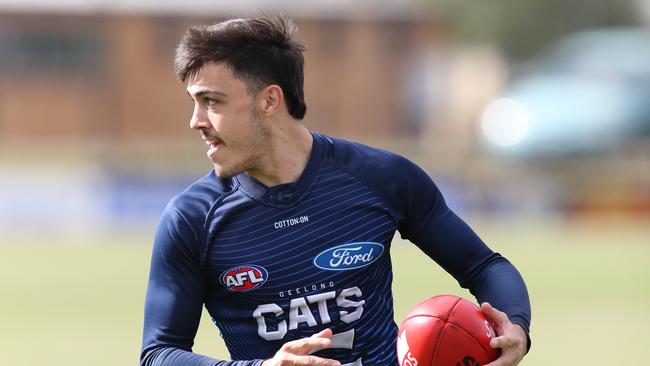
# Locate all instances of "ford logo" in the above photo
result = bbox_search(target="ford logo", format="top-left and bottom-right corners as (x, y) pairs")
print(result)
(313, 242), (384, 271)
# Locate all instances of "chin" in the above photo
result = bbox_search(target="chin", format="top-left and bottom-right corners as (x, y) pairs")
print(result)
(212, 163), (242, 179)
(212, 166), (232, 178)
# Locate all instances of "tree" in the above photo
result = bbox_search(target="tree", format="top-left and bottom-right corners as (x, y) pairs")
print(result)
(431, 0), (639, 61)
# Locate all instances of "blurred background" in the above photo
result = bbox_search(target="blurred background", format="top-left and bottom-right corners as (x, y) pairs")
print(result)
(0, 0), (648, 365)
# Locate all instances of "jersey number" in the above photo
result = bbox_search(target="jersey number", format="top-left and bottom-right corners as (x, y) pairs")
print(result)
(313, 329), (362, 366)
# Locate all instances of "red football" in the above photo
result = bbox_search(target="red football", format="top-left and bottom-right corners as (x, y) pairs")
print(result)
(397, 295), (498, 366)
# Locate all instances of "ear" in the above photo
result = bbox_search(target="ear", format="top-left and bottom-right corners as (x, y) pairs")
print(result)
(257, 84), (284, 117)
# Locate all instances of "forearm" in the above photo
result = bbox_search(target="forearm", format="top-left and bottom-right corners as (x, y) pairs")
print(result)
(467, 255), (531, 335)
(141, 345), (264, 366)
(467, 255), (532, 353)
(407, 210), (531, 342)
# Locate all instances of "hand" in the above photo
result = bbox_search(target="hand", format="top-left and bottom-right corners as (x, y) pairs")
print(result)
(262, 328), (341, 366)
(481, 303), (527, 366)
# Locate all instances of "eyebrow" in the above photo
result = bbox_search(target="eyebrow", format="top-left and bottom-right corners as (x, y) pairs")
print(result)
(186, 88), (228, 99)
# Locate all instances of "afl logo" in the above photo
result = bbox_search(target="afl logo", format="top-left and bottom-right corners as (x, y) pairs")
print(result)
(220, 265), (268, 292)
(314, 242), (384, 271)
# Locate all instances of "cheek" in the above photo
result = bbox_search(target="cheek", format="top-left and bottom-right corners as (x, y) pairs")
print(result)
(228, 116), (259, 141)
(209, 113), (245, 143)
(206, 111), (223, 130)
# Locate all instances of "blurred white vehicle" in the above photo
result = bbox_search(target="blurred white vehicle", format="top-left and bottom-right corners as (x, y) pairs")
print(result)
(481, 27), (650, 156)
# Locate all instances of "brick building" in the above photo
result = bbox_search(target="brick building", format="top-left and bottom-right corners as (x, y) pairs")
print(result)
(0, 2), (441, 143)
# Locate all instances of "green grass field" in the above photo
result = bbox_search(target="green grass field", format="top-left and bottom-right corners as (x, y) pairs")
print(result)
(1, 221), (648, 365)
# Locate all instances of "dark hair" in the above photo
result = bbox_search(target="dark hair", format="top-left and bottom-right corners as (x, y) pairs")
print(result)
(175, 16), (307, 120)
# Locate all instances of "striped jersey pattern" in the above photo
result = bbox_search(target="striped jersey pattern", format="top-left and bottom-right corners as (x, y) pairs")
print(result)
(205, 157), (400, 365)
(141, 132), (532, 366)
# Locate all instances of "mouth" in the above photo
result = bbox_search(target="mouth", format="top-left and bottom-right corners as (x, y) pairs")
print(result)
(204, 139), (221, 147)
(202, 137), (223, 159)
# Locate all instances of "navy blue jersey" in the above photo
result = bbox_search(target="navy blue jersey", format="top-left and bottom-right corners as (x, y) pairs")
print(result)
(141, 132), (531, 366)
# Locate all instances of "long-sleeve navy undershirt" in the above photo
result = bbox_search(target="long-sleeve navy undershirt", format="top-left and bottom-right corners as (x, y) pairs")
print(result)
(141, 132), (531, 366)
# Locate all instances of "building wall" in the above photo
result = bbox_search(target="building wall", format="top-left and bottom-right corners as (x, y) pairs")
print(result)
(0, 13), (441, 142)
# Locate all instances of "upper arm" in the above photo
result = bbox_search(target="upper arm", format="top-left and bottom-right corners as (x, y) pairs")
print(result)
(377, 156), (496, 286)
(333, 144), (495, 287)
(328, 138), (529, 317)
(382, 157), (532, 338)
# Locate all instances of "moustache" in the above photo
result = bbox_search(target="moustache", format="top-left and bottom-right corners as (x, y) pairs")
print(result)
(201, 132), (224, 144)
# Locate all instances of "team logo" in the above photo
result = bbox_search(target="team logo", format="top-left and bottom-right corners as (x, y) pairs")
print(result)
(313, 242), (384, 271)
(397, 330), (418, 366)
(220, 265), (268, 292)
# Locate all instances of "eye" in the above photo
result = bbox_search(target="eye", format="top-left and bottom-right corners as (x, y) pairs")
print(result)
(205, 98), (219, 107)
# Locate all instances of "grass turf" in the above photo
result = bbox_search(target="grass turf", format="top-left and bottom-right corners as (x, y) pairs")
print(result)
(1, 221), (648, 365)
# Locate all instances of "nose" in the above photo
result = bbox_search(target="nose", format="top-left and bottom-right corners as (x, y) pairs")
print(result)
(189, 104), (211, 130)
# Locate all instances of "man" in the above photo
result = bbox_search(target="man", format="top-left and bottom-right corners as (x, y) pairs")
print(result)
(141, 16), (531, 366)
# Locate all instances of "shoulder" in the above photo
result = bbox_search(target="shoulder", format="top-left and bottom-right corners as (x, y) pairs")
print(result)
(319, 134), (445, 238)
(153, 171), (235, 262)
(322, 134), (421, 178)
(321, 135), (433, 195)
(163, 170), (235, 235)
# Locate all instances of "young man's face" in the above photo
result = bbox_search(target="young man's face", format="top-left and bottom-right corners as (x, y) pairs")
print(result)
(186, 62), (269, 178)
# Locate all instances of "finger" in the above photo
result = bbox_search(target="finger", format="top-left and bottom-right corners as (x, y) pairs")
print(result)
(481, 302), (510, 326)
(289, 354), (342, 366)
(483, 357), (508, 366)
(482, 349), (520, 366)
(490, 335), (516, 349)
(310, 328), (333, 339)
(282, 336), (334, 355)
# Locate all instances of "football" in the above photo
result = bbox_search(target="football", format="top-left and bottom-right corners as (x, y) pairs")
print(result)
(397, 295), (498, 366)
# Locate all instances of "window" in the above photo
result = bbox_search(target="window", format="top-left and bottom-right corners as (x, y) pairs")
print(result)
(0, 31), (105, 74)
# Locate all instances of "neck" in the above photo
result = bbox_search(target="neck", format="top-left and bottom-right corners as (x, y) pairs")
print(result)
(247, 121), (313, 187)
